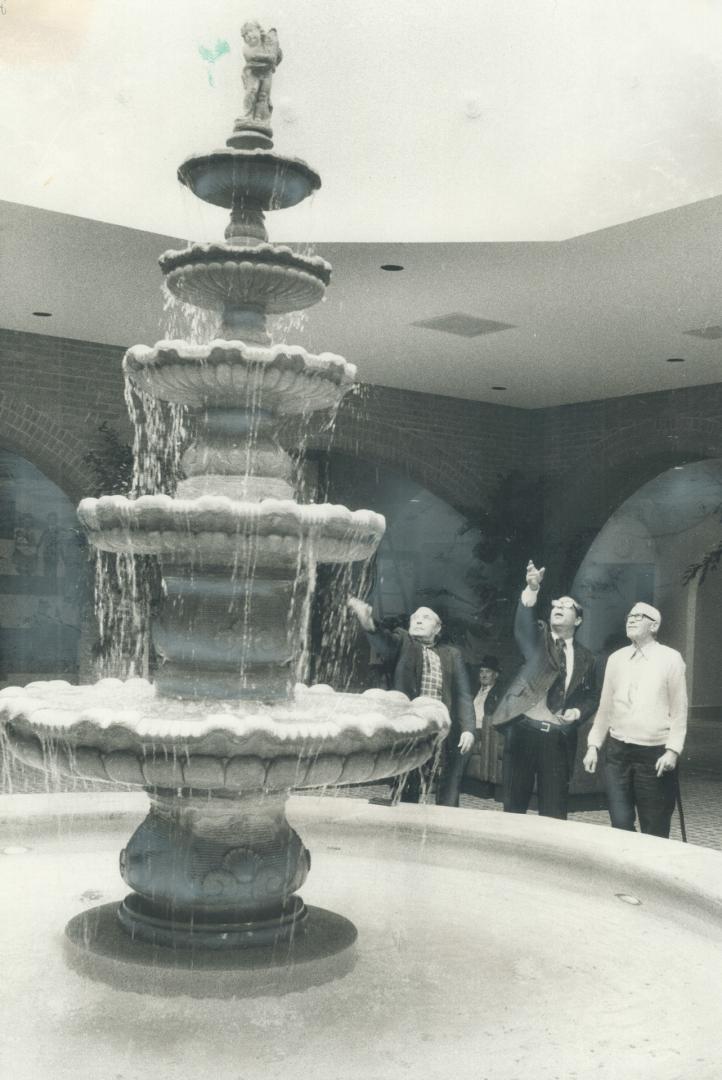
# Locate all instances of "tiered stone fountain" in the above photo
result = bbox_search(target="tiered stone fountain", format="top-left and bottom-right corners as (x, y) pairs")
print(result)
(0, 24), (448, 952)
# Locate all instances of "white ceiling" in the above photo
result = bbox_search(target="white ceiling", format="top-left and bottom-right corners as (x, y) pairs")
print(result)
(2, 1), (721, 407)
(1, 0), (722, 243)
(1, 195), (721, 408)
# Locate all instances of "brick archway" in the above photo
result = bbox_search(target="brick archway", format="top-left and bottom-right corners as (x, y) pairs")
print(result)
(545, 415), (722, 590)
(0, 391), (95, 504)
(296, 412), (484, 514)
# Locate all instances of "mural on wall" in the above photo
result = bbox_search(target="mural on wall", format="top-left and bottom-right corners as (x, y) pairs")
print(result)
(0, 451), (87, 682)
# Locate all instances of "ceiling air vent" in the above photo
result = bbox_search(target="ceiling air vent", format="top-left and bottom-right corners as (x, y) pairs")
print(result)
(683, 326), (722, 340)
(411, 312), (515, 338)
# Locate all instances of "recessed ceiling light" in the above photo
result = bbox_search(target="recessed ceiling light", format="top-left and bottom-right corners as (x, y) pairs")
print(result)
(491, 386), (507, 391)
(32, 311), (52, 317)
(380, 264), (404, 271)
(666, 357), (685, 363)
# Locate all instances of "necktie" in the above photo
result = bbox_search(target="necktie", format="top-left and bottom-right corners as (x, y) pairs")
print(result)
(546, 638), (567, 714)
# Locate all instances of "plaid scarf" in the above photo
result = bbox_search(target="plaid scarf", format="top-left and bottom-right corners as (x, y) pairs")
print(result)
(419, 644), (443, 699)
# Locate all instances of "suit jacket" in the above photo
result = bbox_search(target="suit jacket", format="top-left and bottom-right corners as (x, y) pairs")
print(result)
(365, 626), (475, 740)
(489, 598), (598, 734)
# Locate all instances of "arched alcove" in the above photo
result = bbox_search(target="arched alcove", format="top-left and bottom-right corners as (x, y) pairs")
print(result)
(0, 391), (95, 504)
(0, 450), (89, 685)
(304, 451), (489, 692)
(312, 451), (483, 633)
(572, 459), (722, 715)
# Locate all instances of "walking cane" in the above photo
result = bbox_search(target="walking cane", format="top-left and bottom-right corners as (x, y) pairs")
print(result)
(675, 770), (687, 843)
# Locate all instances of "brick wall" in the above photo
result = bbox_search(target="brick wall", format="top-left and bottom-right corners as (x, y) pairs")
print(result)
(0, 328), (535, 511)
(536, 385), (722, 588)
(2, 327), (722, 578)
(0, 328), (130, 501)
(285, 383), (535, 512)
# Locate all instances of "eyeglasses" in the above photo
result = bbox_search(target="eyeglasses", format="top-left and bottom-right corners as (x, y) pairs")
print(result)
(551, 598), (581, 613)
(627, 612), (653, 622)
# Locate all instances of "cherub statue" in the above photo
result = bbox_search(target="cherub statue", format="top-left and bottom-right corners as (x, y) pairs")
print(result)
(240, 21), (283, 125)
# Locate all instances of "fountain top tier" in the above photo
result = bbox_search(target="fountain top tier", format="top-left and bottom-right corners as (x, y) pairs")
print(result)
(75, 21), (393, 705)
(156, 22), (325, 339)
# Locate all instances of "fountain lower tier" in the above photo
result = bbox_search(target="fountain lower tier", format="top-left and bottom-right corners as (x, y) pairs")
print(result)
(0, 679), (448, 789)
(0, 680), (448, 948)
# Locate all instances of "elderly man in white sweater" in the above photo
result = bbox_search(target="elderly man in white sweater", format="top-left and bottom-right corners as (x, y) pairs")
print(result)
(583, 602), (687, 838)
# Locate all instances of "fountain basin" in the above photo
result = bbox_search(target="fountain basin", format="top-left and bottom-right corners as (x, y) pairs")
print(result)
(77, 495), (385, 565)
(1, 792), (721, 1079)
(124, 340), (355, 411)
(177, 148), (321, 210)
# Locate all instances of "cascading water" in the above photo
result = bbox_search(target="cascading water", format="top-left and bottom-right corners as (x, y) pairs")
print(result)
(0, 21), (449, 955)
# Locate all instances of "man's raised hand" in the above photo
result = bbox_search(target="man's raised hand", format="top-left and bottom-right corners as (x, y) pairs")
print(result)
(347, 597), (376, 632)
(526, 560), (546, 592)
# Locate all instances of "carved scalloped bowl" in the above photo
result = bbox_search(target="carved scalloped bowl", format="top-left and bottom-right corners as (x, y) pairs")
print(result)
(177, 149), (321, 210)
(123, 340), (356, 412)
(0, 679), (449, 793)
(163, 253), (327, 314)
(77, 495), (386, 566)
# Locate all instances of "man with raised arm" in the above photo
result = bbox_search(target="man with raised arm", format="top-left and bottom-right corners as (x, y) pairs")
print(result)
(582, 602), (687, 838)
(347, 598), (475, 806)
(490, 561), (598, 820)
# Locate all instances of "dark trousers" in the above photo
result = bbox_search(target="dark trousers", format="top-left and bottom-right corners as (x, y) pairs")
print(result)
(604, 736), (677, 838)
(395, 739), (463, 806)
(502, 721), (576, 820)
(438, 728), (488, 807)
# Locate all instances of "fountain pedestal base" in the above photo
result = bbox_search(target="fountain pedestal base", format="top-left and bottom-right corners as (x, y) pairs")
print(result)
(117, 891), (307, 949)
(119, 789), (311, 949)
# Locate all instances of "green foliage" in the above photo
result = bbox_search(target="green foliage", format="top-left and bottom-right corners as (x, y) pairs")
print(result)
(684, 537), (722, 585)
(464, 470), (548, 599)
(82, 422), (133, 497)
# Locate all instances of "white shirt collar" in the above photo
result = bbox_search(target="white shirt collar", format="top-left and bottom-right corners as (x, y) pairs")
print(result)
(629, 639), (658, 660)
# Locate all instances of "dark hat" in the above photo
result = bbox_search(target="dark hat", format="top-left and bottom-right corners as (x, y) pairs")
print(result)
(479, 654), (501, 673)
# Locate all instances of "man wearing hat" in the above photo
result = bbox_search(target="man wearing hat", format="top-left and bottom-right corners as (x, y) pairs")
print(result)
(582, 602), (687, 838)
(489, 560), (599, 820)
(473, 655), (503, 725)
(443, 654), (503, 803)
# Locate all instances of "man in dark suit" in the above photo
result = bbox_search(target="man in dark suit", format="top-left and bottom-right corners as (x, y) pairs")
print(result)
(348, 598), (475, 806)
(489, 560), (598, 820)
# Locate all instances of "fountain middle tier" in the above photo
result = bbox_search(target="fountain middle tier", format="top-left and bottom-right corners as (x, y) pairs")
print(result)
(159, 243), (331, 316)
(124, 339), (354, 412)
(78, 495), (385, 565)
(80, 495), (385, 699)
